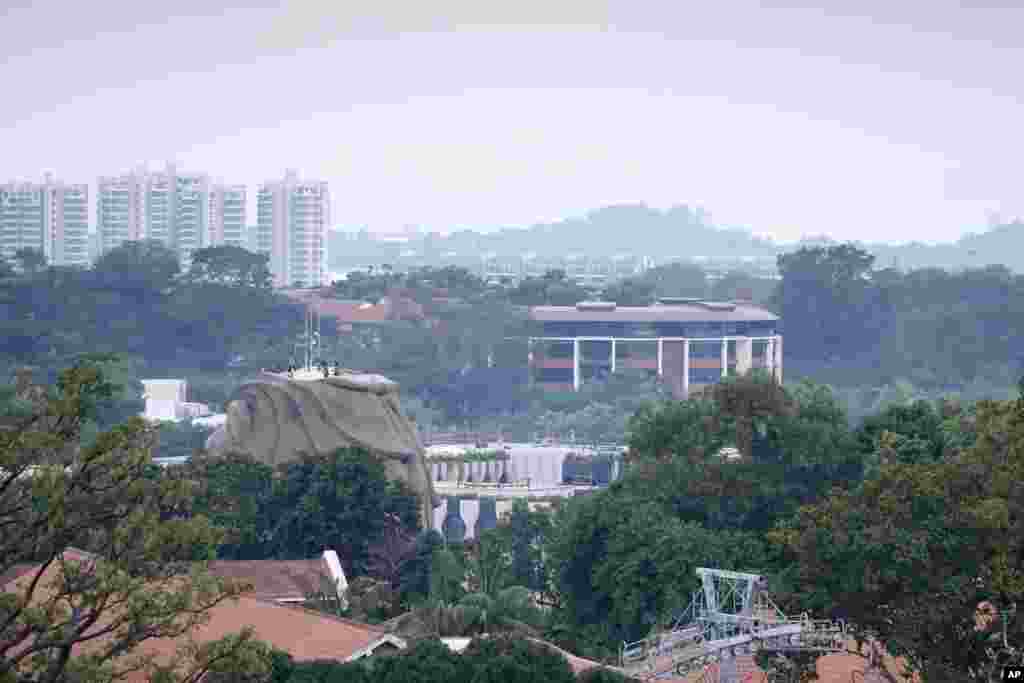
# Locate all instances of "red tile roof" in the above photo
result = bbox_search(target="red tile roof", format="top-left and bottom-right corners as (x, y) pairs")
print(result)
(115, 596), (405, 682)
(206, 558), (332, 602)
(308, 298), (391, 324)
(2, 550), (400, 682)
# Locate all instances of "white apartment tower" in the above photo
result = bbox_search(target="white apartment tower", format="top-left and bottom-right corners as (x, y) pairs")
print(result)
(257, 170), (329, 288)
(97, 163), (249, 270)
(170, 167), (210, 270)
(208, 184), (247, 249)
(96, 167), (145, 254)
(0, 173), (89, 268)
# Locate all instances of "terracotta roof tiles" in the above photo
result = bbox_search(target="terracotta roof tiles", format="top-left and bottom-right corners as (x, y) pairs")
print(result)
(120, 596), (404, 682)
(206, 558), (331, 602)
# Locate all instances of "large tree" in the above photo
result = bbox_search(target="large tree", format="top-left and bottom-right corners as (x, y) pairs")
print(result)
(710, 372), (795, 461)
(184, 449), (422, 576)
(92, 239), (181, 297)
(185, 246), (272, 289)
(770, 391), (1024, 682)
(260, 448), (422, 575)
(774, 243), (876, 360)
(507, 270), (594, 307)
(11, 248), (46, 276)
(0, 362), (273, 682)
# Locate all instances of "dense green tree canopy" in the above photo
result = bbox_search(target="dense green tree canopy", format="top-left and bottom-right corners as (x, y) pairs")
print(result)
(182, 448), (421, 576)
(461, 636), (576, 683)
(185, 245), (273, 289)
(0, 362), (274, 682)
(771, 392), (1024, 682)
(93, 239), (181, 295)
(370, 638), (466, 683)
(507, 269), (595, 307)
(12, 247), (46, 275)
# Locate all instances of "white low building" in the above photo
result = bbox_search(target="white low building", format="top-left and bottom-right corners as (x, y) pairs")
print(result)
(140, 379), (212, 423)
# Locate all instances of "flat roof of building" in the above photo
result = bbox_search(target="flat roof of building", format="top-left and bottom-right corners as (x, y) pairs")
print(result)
(529, 301), (778, 323)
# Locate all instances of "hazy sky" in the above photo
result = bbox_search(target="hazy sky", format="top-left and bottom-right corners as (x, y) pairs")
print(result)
(2, 0), (1022, 243)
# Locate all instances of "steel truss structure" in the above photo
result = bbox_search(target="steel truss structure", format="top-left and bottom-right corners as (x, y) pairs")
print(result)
(620, 568), (848, 683)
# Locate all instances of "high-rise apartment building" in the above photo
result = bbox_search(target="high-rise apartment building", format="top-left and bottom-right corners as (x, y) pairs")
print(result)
(170, 169), (210, 271)
(96, 167), (145, 255)
(0, 174), (89, 268)
(257, 170), (329, 288)
(97, 163), (225, 270)
(208, 185), (247, 249)
(246, 224), (259, 253)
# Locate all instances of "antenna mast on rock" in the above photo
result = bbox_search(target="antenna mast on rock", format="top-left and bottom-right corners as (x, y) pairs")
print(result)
(301, 303), (323, 373)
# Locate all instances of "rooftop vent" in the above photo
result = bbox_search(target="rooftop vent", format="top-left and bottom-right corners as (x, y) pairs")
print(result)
(656, 297), (703, 305)
(575, 301), (617, 312)
(699, 302), (737, 312)
(655, 297), (737, 311)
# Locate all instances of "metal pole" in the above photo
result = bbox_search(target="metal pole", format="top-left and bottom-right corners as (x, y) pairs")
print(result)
(573, 338), (581, 391)
(683, 339), (690, 399)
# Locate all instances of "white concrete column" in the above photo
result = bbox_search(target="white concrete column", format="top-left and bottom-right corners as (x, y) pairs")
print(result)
(610, 339), (617, 373)
(736, 337), (752, 375)
(573, 338), (581, 391)
(657, 339), (664, 377)
(434, 501), (446, 532)
(721, 338), (729, 378)
(527, 338), (534, 387)
(683, 339), (690, 399)
(774, 335), (783, 383)
(464, 500), (480, 540)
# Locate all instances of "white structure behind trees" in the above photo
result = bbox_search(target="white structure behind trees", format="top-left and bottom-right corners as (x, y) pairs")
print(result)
(140, 379), (212, 422)
(1, 174), (89, 268)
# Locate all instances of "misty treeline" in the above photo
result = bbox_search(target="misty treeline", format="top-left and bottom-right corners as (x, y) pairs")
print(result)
(1, 238), (1022, 443)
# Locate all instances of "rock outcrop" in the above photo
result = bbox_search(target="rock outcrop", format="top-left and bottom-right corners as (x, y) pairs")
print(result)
(205, 370), (438, 527)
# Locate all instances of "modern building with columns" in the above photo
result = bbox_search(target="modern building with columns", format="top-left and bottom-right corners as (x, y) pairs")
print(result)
(528, 299), (781, 399)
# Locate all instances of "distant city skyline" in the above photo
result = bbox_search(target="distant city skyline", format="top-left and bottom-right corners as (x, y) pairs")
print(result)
(3, 2), (1023, 245)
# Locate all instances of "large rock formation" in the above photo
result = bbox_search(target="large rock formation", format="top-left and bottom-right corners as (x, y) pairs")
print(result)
(205, 370), (438, 528)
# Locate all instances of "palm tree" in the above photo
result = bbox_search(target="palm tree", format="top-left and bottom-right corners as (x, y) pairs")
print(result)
(455, 586), (543, 636)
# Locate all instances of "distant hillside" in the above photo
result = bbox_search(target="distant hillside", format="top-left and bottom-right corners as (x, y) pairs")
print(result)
(328, 204), (781, 269)
(440, 204), (780, 259)
(867, 221), (1024, 272)
(328, 206), (1024, 273)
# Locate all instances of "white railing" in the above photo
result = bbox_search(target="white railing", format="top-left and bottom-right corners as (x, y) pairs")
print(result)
(437, 479), (532, 489)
